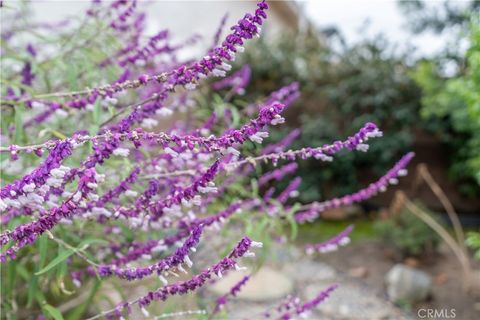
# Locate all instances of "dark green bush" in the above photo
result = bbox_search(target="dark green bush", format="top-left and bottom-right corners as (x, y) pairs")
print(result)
(411, 19), (480, 195)
(374, 204), (441, 257)
(241, 32), (422, 201)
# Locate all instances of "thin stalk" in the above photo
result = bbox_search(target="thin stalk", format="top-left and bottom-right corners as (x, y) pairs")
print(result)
(400, 192), (472, 289)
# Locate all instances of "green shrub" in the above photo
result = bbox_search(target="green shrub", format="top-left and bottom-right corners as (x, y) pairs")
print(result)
(374, 204), (441, 257)
(241, 32), (422, 201)
(411, 19), (480, 195)
(466, 231), (480, 260)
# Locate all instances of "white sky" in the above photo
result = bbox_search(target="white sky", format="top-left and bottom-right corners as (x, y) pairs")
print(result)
(303, 0), (449, 57)
(8, 0), (452, 58)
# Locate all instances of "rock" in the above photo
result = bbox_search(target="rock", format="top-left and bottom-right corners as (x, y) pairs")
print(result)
(404, 257), (420, 268)
(475, 302), (480, 311)
(468, 270), (480, 297)
(348, 267), (369, 278)
(221, 301), (271, 319)
(385, 264), (432, 304)
(305, 281), (397, 320)
(208, 266), (293, 302)
(434, 272), (448, 285)
(283, 260), (337, 283)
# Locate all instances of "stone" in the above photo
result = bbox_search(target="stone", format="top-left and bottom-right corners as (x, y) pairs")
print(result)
(304, 281), (395, 320)
(220, 301), (272, 319)
(404, 257), (420, 268)
(385, 264), (432, 304)
(468, 270), (480, 298)
(348, 266), (369, 278)
(283, 260), (337, 283)
(434, 272), (448, 285)
(208, 266), (293, 302)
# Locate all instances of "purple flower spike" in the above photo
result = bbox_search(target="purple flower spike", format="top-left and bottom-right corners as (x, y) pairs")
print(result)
(295, 152), (415, 223)
(277, 176), (301, 204)
(213, 275), (250, 314)
(99, 236), (261, 319)
(86, 226), (203, 281)
(258, 162), (298, 186)
(305, 225), (354, 255)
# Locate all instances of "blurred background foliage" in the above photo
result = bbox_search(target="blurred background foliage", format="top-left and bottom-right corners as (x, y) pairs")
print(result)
(411, 19), (480, 195)
(240, 31), (421, 202)
(374, 203), (442, 257)
(224, 0), (480, 203)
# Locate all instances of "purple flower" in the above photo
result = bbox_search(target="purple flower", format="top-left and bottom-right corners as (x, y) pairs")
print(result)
(1, 141), (73, 211)
(26, 43), (36, 57)
(305, 225), (354, 254)
(258, 162), (298, 186)
(213, 275), (250, 314)
(296, 152), (414, 223)
(279, 284), (338, 319)
(21, 62), (35, 86)
(86, 226), (203, 281)
(276, 177), (301, 204)
(212, 64), (252, 95)
(100, 236), (259, 319)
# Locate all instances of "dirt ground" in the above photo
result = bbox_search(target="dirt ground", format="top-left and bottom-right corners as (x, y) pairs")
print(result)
(319, 240), (480, 320)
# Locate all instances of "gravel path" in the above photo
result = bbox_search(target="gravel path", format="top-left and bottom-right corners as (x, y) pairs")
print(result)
(208, 251), (413, 319)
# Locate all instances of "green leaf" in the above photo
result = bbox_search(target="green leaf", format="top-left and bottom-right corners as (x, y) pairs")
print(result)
(27, 276), (39, 307)
(250, 179), (259, 197)
(39, 234), (49, 266)
(92, 98), (101, 125)
(66, 63), (79, 91)
(8, 259), (16, 287)
(44, 304), (64, 320)
(14, 105), (24, 144)
(35, 248), (76, 276)
(285, 203), (301, 240)
(28, 235), (48, 307)
(230, 106), (240, 128)
(66, 280), (101, 320)
(212, 93), (224, 105)
(16, 264), (30, 280)
(35, 238), (106, 275)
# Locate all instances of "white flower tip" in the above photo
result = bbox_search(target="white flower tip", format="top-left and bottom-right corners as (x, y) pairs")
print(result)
(389, 178), (399, 185)
(339, 237), (351, 246)
(185, 83), (196, 90)
(159, 275), (168, 286)
(184, 255), (193, 268)
(251, 241), (263, 248)
(125, 190), (138, 197)
(355, 143), (369, 152)
(112, 148), (130, 157)
(156, 108), (173, 117)
(72, 279), (82, 288)
(235, 264), (247, 272)
(227, 147), (241, 157)
(141, 307), (150, 317)
(164, 147), (179, 158)
(270, 115), (285, 126)
(244, 251), (255, 258)
(141, 118), (159, 129)
(22, 183), (36, 193)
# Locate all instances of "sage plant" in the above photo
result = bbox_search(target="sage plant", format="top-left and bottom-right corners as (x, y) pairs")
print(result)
(0, 1), (413, 318)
